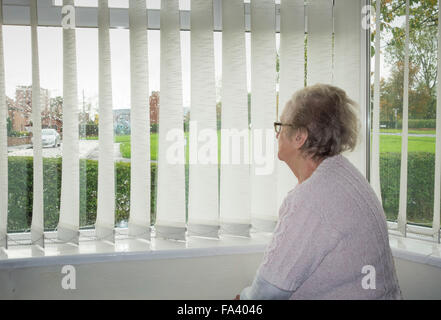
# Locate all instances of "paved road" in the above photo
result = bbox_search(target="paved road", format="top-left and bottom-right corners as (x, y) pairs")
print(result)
(8, 140), (98, 159)
(86, 142), (131, 162)
(7, 140), (133, 162)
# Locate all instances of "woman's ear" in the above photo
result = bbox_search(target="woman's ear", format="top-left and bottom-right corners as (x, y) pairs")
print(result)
(294, 129), (308, 149)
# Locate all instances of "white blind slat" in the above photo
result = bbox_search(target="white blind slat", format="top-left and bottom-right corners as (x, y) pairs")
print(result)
(30, 0), (44, 248)
(371, 0), (382, 204)
(0, 0), (7, 249)
(307, 0), (333, 85)
(397, 0), (410, 235)
(334, 0), (366, 175)
(276, 0), (304, 209)
(250, 0), (277, 232)
(433, 0), (441, 241)
(96, 0), (115, 242)
(58, 0), (80, 244)
(219, 0), (251, 237)
(187, 0), (219, 238)
(128, 0), (151, 240)
(155, 0), (186, 240)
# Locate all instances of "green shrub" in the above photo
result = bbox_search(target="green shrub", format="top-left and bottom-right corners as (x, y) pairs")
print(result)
(8, 130), (30, 138)
(380, 119), (436, 129)
(6, 117), (12, 136)
(7, 152), (435, 232)
(408, 119), (436, 129)
(150, 123), (158, 134)
(82, 123), (99, 137)
(380, 152), (435, 226)
(7, 157), (157, 233)
(7, 157), (33, 231)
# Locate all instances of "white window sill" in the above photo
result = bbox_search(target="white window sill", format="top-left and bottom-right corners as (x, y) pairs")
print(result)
(0, 229), (273, 270)
(388, 234), (441, 269)
(0, 228), (440, 271)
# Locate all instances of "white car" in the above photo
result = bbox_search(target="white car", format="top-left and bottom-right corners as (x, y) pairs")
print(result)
(32, 129), (61, 148)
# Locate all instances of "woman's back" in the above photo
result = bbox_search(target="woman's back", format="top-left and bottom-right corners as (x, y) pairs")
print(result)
(258, 154), (402, 299)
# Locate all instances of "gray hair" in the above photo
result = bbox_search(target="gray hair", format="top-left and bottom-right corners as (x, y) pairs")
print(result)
(280, 83), (360, 161)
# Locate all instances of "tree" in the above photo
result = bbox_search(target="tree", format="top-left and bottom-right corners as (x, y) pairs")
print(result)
(49, 96), (63, 122)
(375, 0), (438, 121)
(380, 62), (417, 122)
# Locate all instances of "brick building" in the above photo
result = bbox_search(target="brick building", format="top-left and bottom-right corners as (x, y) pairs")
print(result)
(7, 96), (29, 132)
(15, 85), (50, 113)
(7, 86), (63, 134)
(150, 91), (159, 125)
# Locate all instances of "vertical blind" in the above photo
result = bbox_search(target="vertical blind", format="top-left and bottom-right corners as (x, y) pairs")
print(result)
(250, 0), (277, 233)
(276, 0), (303, 209)
(0, 0), (6, 249)
(307, 0), (333, 85)
(371, 0), (382, 204)
(58, 0), (80, 245)
(397, 0), (410, 236)
(334, 0), (365, 174)
(96, 0), (116, 242)
(128, 0), (151, 240)
(187, 0), (219, 238)
(0, 0), (384, 248)
(155, 0), (186, 241)
(30, 0), (44, 248)
(435, 0), (441, 241)
(219, 0), (250, 236)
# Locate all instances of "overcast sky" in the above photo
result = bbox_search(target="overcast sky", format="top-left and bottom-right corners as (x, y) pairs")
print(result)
(3, 25), (249, 112)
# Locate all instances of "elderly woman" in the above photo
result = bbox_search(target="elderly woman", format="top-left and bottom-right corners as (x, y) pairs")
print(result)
(238, 84), (402, 300)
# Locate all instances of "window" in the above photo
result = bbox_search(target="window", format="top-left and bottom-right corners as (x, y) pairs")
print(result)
(6, 0), (419, 249)
(371, 0), (440, 241)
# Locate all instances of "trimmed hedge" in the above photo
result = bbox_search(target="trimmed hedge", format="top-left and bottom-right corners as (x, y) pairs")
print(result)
(7, 157), (157, 232)
(81, 124), (99, 137)
(380, 119), (436, 129)
(6, 152), (436, 231)
(380, 152), (435, 226)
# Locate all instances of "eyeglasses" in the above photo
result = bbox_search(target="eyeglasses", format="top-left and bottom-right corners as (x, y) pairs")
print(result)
(274, 122), (294, 134)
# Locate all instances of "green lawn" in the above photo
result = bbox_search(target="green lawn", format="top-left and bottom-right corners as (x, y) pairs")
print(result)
(121, 133), (436, 160)
(119, 134), (158, 160)
(81, 135), (131, 142)
(120, 132), (222, 162)
(379, 135), (435, 153)
(85, 131), (436, 160)
(115, 135), (131, 143)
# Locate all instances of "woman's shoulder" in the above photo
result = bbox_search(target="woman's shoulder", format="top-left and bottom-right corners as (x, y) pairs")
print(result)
(303, 154), (369, 193)
(282, 154), (377, 216)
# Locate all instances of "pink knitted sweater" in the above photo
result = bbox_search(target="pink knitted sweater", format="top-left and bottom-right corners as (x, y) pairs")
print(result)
(257, 154), (402, 299)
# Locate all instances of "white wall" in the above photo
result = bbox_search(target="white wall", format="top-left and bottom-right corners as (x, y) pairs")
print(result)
(0, 253), (263, 299)
(394, 258), (441, 300)
(1, 252), (441, 299)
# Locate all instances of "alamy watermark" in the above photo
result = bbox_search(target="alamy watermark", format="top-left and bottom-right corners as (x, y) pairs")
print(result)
(61, 5), (76, 29)
(166, 121), (276, 175)
(61, 265), (76, 290)
(361, 265), (376, 290)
